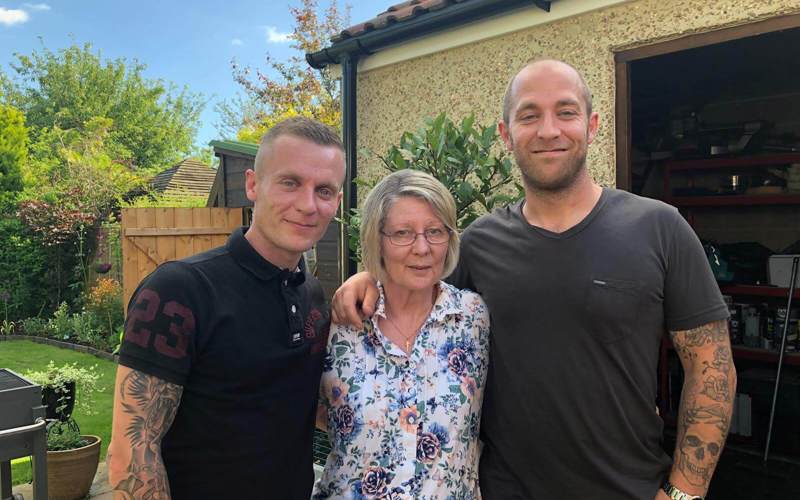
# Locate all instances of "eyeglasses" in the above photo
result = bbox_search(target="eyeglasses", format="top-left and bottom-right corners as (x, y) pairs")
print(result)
(381, 227), (451, 246)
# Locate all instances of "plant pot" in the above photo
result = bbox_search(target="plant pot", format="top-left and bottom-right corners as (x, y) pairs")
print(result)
(42, 380), (76, 421)
(47, 435), (102, 500)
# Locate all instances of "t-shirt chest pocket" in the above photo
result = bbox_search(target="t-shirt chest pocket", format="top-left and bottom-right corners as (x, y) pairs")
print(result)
(585, 278), (644, 343)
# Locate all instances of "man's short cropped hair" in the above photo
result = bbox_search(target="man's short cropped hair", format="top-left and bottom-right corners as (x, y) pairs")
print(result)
(502, 58), (594, 124)
(360, 169), (460, 284)
(254, 116), (344, 176)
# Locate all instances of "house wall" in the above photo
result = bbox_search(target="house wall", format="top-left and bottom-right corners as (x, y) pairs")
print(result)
(355, 0), (800, 191)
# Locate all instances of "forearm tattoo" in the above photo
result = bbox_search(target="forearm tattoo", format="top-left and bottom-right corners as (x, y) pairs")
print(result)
(670, 319), (736, 490)
(112, 370), (183, 499)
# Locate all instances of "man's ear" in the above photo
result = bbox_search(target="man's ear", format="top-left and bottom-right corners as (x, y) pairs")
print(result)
(245, 169), (258, 203)
(498, 120), (514, 151)
(587, 112), (599, 145)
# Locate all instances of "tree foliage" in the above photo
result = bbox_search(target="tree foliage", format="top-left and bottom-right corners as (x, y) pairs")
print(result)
(2, 42), (204, 172)
(1, 42), (205, 321)
(0, 216), (50, 320)
(220, 0), (348, 141)
(0, 102), (27, 199)
(21, 117), (144, 226)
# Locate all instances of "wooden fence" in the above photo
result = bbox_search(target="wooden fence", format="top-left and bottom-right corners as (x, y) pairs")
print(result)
(121, 207), (243, 307)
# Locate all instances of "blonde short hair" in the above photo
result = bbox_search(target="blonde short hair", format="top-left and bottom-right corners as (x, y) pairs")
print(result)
(253, 116), (343, 176)
(360, 169), (460, 284)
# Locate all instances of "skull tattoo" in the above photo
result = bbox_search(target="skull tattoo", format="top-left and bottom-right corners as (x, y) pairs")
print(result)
(678, 433), (720, 486)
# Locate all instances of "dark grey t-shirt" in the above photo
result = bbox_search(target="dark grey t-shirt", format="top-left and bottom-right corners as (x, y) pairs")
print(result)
(450, 188), (728, 500)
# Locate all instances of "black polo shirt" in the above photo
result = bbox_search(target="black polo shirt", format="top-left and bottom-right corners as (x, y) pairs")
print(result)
(119, 227), (330, 499)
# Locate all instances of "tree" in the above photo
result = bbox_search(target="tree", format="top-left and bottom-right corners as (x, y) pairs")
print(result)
(220, 0), (348, 141)
(16, 118), (145, 309)
(0, 101), (27, 201)
(2, 42), (204, 172)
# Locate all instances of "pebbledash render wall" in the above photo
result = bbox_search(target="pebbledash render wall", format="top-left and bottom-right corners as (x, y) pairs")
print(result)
(353, 0), (800, 190)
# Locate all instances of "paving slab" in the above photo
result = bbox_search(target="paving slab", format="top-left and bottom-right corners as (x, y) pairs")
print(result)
(12, 461), (110, 499)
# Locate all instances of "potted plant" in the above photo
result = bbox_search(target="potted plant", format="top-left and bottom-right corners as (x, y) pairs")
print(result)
(25, 362), (102, 500)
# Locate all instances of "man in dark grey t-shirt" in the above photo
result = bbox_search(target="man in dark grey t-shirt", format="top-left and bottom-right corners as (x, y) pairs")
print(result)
(333, 59), (736, 500)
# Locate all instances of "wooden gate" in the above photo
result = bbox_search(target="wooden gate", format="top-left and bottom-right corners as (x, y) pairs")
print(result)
(121, 207), (243, 307)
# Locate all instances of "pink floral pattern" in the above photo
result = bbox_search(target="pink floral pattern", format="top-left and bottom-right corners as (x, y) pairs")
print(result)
(314, 282), (490, 499)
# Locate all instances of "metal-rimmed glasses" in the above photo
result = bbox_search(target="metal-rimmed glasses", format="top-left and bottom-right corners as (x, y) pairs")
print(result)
(380, 227), (451, 246)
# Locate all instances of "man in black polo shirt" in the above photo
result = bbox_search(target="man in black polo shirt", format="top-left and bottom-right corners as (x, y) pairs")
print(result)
(108, 117), (346, 499)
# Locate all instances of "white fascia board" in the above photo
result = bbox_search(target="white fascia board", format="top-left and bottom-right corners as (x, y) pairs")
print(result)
(325, 0), (634, 77)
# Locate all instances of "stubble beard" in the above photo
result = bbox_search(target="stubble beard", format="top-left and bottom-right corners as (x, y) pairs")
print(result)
(511, 136), (589, 194)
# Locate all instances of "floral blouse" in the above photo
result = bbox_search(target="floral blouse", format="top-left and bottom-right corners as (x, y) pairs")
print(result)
(313, 281), (490, 500)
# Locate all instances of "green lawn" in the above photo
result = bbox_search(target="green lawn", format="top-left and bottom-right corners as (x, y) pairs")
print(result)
(0, 340), (117, 486)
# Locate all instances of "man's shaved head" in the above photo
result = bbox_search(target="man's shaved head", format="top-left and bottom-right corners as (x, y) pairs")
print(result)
(502, 58), (593, 124)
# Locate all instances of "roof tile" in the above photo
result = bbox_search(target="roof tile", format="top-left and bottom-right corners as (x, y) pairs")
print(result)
(149, 158), (216, 197)
(333, 0), (460, 42)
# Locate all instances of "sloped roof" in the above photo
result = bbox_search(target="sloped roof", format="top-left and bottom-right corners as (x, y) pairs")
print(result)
(334, 0), (458, 42)
(150, 158), (216, 197)
(209, 139), (258, 158)
(307, 0), (551, 68)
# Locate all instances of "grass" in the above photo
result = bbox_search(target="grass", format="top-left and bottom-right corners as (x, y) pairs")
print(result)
(0, 340), (117, 486)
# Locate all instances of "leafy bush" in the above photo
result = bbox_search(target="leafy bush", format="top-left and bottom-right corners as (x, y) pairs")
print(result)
(345, 113), (523, 261)
(20, 316), (49, 336)
(0, 319), (15, 335)
(17, 284), (122, 351)
(71, 310), (99, 346)
(0, 102), (27, 197)
(0, 217), (51, 320)
(123, 188), (209, 208)
(83, 278), (123, 349)
(48, 302), (73, 341)
(46, 420), (88, 451)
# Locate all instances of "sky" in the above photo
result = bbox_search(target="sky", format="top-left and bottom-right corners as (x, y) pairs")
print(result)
(0, 0), (396, 150)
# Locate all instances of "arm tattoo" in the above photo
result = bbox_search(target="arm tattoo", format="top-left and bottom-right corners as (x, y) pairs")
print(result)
(112, 370), (183, 499)
(670, 319), (736, 491)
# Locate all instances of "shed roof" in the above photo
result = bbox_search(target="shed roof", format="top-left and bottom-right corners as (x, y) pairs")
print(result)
(209, 139), (259, 158)
(149, 158), (216, 197)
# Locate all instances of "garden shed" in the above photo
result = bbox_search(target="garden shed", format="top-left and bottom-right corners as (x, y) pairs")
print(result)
(149, 158), (216, 200)
(307, 0), (800, 495)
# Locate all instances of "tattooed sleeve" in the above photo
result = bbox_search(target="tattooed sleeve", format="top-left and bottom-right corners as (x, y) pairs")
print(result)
(108, 365), (183, 500)
(668, 319), (737, 495)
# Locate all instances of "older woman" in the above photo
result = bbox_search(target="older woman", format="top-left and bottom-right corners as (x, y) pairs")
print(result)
(313, 169), (490, 499)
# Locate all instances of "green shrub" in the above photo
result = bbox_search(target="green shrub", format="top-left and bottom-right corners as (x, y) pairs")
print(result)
(48, 302), (73, 341)
(345, 113), (523, 261)
(0, 319), (15, 335)
(123, 188), (209, 208)
(46, 420), (88, 451)
(84, 278), (124, 337)
(72, 310), (99, 346)
(20, 316), (49, 336)
(0, 217), (51, 320)
(0, 102), (27, 195)
(19, 290), (122, 351)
